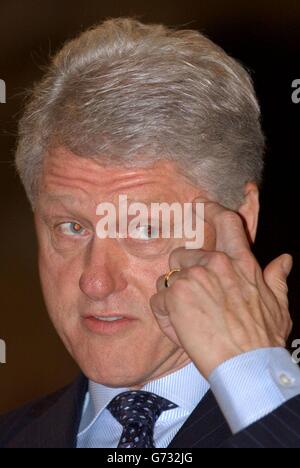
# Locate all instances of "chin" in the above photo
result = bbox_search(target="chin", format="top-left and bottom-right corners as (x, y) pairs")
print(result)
(64, 327), (176, 387)
(74, 351), (156, 388)
(82, 365), (151, 388)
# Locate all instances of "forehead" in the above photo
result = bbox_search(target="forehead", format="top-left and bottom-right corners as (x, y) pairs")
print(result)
(38, 147), (202, 205)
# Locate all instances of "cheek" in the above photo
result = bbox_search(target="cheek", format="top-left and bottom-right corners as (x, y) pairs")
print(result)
(38, 249), (82, 310)
(130, 255), (170, 297)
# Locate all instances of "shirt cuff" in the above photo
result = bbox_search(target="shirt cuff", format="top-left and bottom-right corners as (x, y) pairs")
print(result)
(208, 347), (300, 434)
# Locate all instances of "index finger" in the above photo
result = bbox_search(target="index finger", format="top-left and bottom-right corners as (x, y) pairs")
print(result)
(193, 197), (252, 260)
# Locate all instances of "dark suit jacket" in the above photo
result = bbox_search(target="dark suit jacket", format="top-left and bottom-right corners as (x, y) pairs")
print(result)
(1, 374), (300, 448)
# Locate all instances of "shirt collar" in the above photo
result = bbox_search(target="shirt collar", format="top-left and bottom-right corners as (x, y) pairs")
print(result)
(78, 362), (210, 435)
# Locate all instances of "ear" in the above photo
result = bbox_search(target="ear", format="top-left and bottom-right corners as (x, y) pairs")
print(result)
(237, 182), (260, 244)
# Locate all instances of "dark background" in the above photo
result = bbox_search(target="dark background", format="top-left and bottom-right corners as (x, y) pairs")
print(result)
(0, 0), (299, 414)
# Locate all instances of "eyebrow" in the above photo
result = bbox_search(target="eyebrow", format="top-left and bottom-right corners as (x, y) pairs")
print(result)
(39, 195), (95, 227)
(42, 193), (180, 208)
(42, 193), (87, 207)
(39, 194), (92, 220)
(125, 196), (180, 205)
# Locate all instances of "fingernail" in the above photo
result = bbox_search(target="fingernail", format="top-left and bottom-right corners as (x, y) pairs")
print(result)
(282, 255), (293, 277)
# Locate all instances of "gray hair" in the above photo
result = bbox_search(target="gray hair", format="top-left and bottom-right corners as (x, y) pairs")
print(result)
(15, 17), (265, 210)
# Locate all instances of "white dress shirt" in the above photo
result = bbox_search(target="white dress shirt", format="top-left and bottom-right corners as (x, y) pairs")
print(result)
(77, 347), (300, 448)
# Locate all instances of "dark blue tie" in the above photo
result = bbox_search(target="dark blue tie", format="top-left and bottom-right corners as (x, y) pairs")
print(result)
(107, 390), (178, 448)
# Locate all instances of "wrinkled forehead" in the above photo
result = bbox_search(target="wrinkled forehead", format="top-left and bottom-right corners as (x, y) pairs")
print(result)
(37, 146), (202, 207)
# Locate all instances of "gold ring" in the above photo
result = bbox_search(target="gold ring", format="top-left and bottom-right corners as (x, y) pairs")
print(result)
(164, 268), (181, 288)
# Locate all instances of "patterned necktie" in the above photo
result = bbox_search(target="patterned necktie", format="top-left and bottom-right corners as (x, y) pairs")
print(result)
(107, 390), (178, 448)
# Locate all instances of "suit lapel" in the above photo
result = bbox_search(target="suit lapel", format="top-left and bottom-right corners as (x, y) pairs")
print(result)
(5, 378), (231, 448)
(168, 390), (232, 448)
(6, 375), (88, 448)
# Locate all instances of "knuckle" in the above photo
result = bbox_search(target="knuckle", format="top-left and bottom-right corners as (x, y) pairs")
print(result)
(169, 247), (184, 268)
(277, 278), (289, 293)
(240, 254), (260, 284)
(241, 249), (257, 265)
(210, 251), (232, 270)
(168, 277), (189, 300)
(186, 265), (206, 282)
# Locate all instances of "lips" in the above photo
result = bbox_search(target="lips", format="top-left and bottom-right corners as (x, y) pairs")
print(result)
(93, 316), (124, 322)
(82, 313), (136, 335)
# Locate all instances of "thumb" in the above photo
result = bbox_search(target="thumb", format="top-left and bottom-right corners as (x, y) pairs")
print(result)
(263, 254), (293, 307)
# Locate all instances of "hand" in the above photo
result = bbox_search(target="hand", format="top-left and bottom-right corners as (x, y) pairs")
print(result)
(150, 199), (293, 379)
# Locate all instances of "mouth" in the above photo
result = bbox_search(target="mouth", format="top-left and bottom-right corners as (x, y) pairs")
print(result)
(82, 314), (137, 335)
(93, 316), (125, 322)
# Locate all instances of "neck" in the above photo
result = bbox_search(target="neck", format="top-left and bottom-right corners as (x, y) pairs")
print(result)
(129, 351), (192, 390)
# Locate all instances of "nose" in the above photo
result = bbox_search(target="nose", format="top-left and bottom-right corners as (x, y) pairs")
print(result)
(79, 238), (128, 302)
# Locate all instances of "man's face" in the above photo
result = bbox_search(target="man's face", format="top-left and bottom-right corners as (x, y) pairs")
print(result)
(34, 147), (214, 388)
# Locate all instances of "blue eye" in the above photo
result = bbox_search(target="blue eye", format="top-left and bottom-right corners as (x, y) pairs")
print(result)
(59, 222), (85, 236)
